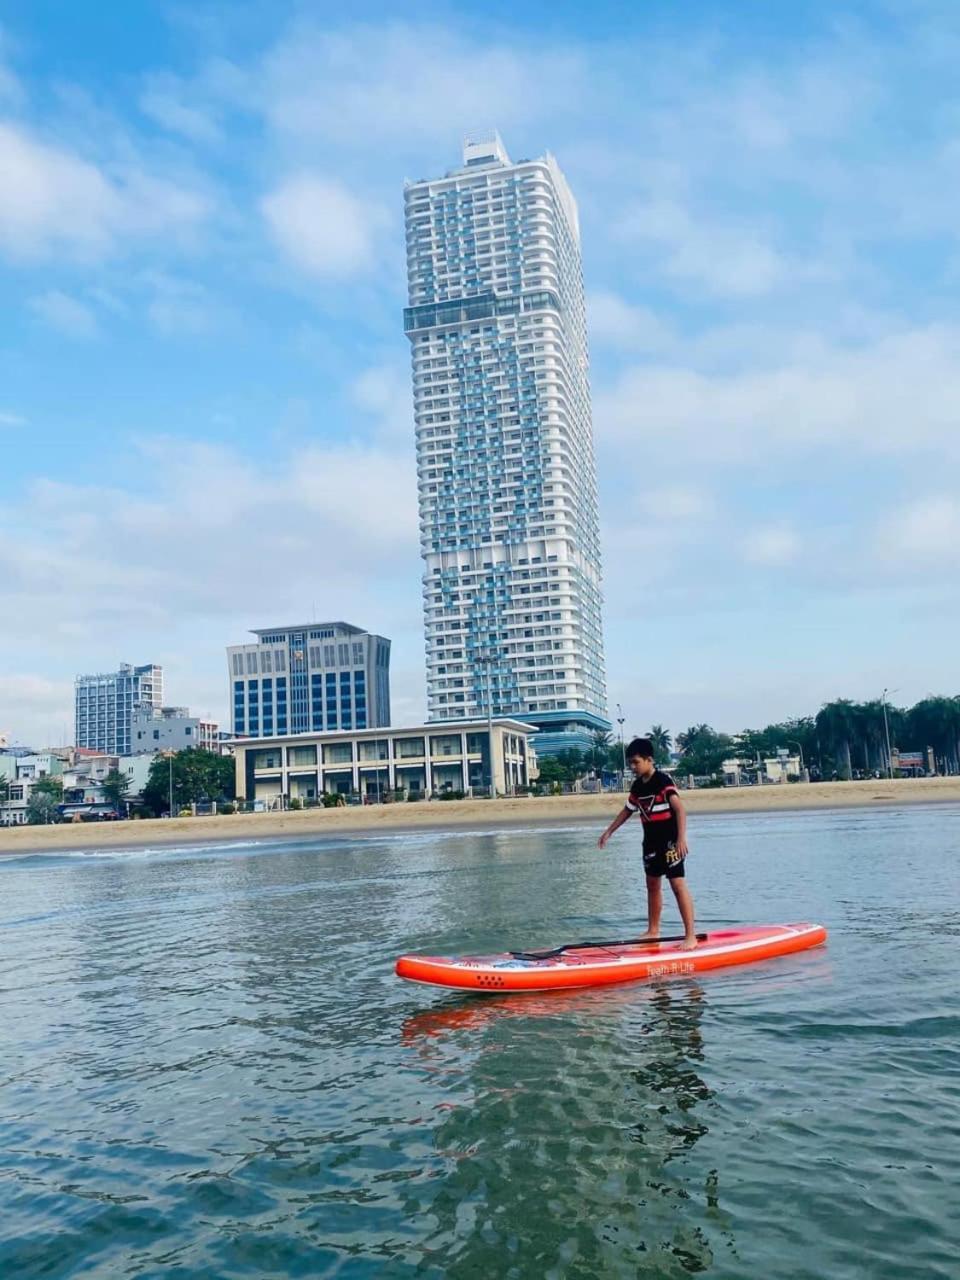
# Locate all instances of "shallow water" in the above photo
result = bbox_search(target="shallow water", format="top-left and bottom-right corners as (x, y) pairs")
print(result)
(1, 807), (958, 1278)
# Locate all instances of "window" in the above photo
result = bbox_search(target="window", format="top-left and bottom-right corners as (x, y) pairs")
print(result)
(324, 645), (335, 666)
(430, 734), (462, 757)
(323, 743), (353, 765)
(185, 726), (192, 735)
(352, 643), (364, 664)
(289, 746), (317, 766)
(261, 650), (272, 673)
(358, 739), (388, 762)
(245, 652), (258, 674)
(395, 737), (425, 759)
(153, 730), (159, 740)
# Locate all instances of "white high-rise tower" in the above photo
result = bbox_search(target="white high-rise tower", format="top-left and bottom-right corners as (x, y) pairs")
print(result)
(404, 132), (609, 754)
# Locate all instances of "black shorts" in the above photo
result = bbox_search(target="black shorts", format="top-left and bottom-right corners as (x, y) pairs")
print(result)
(643, 843), (685, 879)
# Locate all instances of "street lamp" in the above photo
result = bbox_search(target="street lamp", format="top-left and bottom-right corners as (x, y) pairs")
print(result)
(616, 703), (626, 782)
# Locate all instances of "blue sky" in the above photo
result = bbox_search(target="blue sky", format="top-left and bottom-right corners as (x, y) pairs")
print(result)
(2, 0), (959, 746)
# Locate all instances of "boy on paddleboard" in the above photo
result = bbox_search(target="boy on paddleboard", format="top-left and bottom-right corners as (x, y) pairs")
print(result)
(597, 737), (698, 950)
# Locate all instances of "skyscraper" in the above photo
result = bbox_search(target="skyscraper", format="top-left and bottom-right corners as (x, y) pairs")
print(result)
(75, 663), (163, 755)
(403, 131), (609, 753)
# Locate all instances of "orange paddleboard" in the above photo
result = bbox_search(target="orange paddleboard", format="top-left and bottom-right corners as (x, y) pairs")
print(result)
(396, 922), (827, 993)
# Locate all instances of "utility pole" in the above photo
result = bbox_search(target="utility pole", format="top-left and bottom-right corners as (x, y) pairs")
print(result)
(168, 752), (174, 817)
(616, 703), (626, 784)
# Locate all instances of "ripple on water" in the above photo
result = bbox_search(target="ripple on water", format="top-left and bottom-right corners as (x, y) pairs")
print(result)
(1, 809), (958, 1278)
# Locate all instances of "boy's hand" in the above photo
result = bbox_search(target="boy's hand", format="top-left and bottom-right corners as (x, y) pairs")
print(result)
(597, 831), (610, 850)
(676, 836), (689, 857)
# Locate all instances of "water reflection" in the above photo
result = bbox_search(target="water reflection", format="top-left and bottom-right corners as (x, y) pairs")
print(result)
(401, 981), (734, 1276)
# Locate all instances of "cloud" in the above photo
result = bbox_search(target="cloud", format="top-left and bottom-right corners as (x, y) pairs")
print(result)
(0, 410), (25, 426)
(349, 362), (413, 442)
(616, 199), (791, 298)
(258, 23), (586, 146)
(0, 674), (73, 748)
(139, 72), (222, 143)
(742, 525), (800, 566)
(594, 326), (960, 462)
(29, 289), (99, 338)
(588, 292), (673, 353)
(0, 121), (211, 262)
(888, 496), (960, 559)
(142, 272), (232, 336)
(261, 174), (388, 277)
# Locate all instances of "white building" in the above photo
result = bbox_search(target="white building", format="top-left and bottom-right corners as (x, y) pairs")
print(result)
(61, 754), (154, 818)
(403, 132), (609, 756)
(0, 752), (63, 825)
(75, 663), (163, 755)
(722, 753), (803, 785)
(227, 623), (391, 739)
(232, 718), (536, 806)
(131, 706), (220, 754)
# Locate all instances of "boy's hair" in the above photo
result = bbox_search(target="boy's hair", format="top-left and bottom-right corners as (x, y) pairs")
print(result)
(626, 737), (655, 760)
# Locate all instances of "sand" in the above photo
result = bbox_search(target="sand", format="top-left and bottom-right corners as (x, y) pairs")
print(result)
(2, 776), (958, 855)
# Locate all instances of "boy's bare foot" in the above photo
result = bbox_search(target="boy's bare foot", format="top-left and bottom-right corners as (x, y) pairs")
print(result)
(634, 930), (660, 943)
(678, 935), (699, 951)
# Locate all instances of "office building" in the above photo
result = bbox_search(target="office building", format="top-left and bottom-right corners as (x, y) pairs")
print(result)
(403, 131), (609, 755)
(75, 663), (163, 756)
(227, 623), (391, 739)
(232, 717), (535, 805)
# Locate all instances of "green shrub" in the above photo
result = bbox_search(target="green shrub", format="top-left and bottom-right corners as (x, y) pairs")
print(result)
(289, 797), (303, 810)
(219, 802), (235, 815)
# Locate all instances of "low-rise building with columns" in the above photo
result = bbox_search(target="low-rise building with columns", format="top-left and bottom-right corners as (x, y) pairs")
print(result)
(231, 718), (537, 806)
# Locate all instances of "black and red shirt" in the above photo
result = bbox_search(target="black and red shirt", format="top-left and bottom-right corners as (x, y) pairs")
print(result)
(626, 770), (679, 852)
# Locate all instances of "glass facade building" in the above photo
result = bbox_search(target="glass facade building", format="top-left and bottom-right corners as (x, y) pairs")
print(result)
(403, 132), (609, 753)
(227, 623), (391, 739)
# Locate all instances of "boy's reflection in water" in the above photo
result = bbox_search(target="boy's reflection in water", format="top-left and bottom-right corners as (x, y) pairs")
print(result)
(401, 981), (737, 1276)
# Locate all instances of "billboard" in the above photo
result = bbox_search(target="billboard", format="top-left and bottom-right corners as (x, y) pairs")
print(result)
(895, 752), (924, 769)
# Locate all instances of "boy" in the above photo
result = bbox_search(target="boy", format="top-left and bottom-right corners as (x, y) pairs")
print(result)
(597, 737), (697, 949)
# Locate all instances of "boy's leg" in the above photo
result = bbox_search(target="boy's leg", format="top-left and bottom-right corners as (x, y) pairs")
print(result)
(668, 877), (698, 948)
(636, 873), (663, 941)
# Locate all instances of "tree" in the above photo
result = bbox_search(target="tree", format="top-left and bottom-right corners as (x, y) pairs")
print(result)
(815, 700), (860, 779)
(675, 725), (735, 779)
(588, 730), (612, 773)
(646, 725), (672, 765)
(32, 774), (63, 801)
(27, 790), (59, 824)
(0, 775), (9, 806)
(102, 768), (131, 814)
(906, 696), (960, 773)
(142, 749), (235, 816)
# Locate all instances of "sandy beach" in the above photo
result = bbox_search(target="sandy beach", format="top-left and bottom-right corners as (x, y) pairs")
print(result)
(2, 776), (959, 855)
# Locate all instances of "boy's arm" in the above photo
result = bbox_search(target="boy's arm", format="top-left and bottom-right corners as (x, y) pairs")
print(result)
(669, 792), (688, 856)
(598, 804), (633, 849)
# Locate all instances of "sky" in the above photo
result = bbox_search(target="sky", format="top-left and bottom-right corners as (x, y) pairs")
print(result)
(2, 0), (959, 747)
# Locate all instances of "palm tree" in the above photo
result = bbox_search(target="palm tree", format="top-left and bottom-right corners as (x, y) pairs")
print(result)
(815, 700), (859, 779)
(647, 725), (672, 765)
(589, 730), (612, 773)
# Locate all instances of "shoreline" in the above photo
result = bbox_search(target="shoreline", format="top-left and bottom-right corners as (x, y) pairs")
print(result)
(2, 777), (959, 856)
